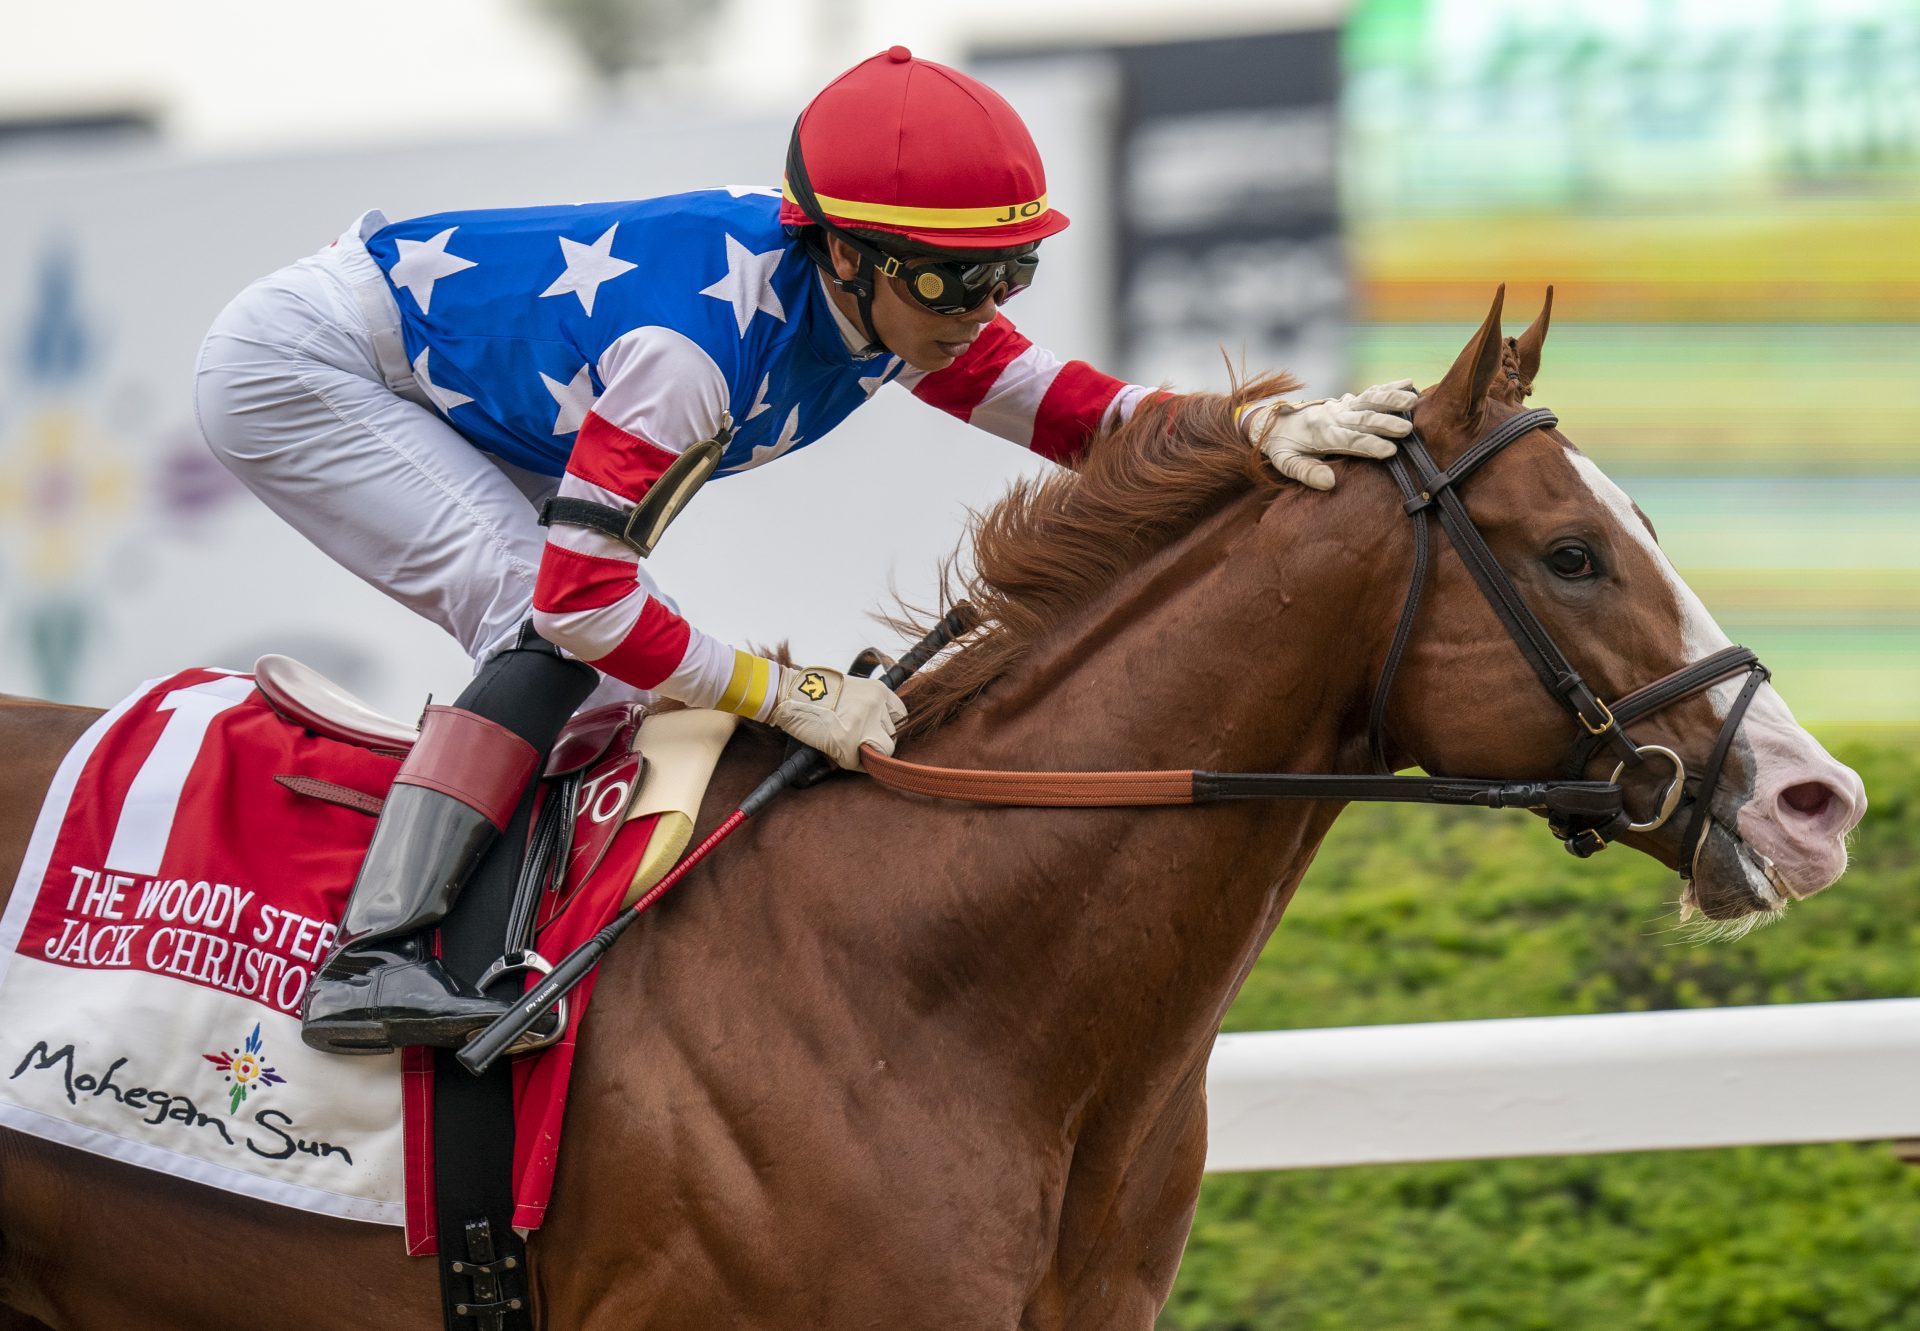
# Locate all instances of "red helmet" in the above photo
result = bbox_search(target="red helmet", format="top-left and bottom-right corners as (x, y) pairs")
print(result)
(781, 46), (1070, 253)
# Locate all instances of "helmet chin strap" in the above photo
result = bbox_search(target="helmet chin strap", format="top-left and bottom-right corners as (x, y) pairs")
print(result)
(824, 247), (891, 359)
(787, 119), (895, 359)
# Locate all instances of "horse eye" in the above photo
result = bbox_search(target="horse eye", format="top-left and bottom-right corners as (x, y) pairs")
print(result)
(1547, 543), (1597, 580)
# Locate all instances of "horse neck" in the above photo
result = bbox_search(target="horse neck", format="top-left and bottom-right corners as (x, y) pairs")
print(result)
(896, 474), (1407, 1113)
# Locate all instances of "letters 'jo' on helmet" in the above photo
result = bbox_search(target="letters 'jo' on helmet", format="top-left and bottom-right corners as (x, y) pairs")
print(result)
(780, 46), (1071, 252)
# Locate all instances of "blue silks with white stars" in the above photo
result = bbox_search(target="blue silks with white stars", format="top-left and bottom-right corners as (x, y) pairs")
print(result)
(363, 188), (900, 478)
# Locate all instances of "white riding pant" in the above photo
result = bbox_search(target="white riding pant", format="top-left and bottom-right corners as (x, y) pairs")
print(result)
(193, 213), (647, 710)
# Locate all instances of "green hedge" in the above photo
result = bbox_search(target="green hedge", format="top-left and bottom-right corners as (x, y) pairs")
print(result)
(1167, 738), (1920, 1330)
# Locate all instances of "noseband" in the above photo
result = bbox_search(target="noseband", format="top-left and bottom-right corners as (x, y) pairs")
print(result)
(1371, 406), (1769, 872)
(859, 405), (1771, 879)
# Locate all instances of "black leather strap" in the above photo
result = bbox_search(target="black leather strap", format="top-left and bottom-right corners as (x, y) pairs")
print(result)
(1397, 408), (1552, 515)
(1193, 770), (1623, 825)
(432, 633), (593, 1331)
(1369, 456), (1433, 773)
(1676, 662), (1771, 879)
(1370, 408), (1640, 773)
(539, 495), (633, 545)
(433, 787), (533, 1331)
(1563, 646), (1760, 778)
(538, 433), (727, 558)
(1394, 412), (1640, 766)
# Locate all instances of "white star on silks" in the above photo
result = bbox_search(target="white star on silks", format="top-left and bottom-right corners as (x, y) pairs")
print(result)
(539, 224), (637, 317)
(699, 234), (787, 338)
(744, 373), (773, 421)
(749, 406), (804, 467)
(388, 227), (476, 315)
(724, 185), (782, 198)
(412, 348), (472, 414)
(539, 364), (597, 435)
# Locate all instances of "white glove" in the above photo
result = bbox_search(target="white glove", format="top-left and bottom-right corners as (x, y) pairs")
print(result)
(769, 665), (907, 771)
(1242, 380), (1417, 490)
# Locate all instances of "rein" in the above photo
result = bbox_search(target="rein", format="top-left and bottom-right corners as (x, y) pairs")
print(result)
(861, 749), (1623, 825)
(866, 406), (1769, 876)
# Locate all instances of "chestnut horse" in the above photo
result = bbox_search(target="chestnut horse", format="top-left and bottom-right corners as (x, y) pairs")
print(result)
(0, 292), (1865, 1329)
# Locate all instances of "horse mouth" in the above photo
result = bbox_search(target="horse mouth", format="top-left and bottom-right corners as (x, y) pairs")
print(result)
(1681, 816), (1790, 923)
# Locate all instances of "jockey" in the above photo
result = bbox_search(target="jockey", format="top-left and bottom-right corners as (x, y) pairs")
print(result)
(194, 46), (1413, 1056)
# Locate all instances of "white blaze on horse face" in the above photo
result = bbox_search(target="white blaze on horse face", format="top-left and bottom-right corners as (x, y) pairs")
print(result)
(1564, 452), (1866, 899)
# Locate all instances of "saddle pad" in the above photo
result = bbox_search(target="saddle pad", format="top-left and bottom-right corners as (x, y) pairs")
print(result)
(0, 670), (409, 1224)
(0, 671), (730, 1251)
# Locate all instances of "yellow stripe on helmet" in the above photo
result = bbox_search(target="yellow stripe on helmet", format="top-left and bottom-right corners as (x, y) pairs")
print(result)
(783, 180), (1048, 231)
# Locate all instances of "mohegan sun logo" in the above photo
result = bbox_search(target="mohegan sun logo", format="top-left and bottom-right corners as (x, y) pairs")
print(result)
(202, 1022), (287, 1115)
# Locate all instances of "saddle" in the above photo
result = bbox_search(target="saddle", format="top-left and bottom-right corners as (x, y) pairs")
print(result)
(254, 655), (736, 1014)
(253, 656), (740, 1328)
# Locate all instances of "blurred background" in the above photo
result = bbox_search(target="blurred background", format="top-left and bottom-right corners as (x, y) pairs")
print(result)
(3, 1), (1916, 1327)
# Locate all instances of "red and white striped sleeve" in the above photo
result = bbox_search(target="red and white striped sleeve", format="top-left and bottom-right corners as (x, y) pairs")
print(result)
(529, 325), (779, 720)
(891, 314), (1159, 464)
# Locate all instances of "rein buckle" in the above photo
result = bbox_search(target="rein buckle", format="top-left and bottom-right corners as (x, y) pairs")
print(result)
(1564, 827), (1608, 858)
(1578, 697), (1617, 737)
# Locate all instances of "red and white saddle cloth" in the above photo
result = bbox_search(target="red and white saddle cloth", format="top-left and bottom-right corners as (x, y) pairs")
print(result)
(0, 668), (690, 1252)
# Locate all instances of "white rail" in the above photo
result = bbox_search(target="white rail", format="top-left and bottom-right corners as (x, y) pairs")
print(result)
(1204, 998), (1920, 1171)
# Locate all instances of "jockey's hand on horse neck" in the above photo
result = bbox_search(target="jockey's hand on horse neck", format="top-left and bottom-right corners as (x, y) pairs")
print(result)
(1241, 380), (1417, 491)
(770, 665), (907, 771)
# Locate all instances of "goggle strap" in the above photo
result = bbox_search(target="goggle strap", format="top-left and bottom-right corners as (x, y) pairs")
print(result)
(787, 116), (1033, 319)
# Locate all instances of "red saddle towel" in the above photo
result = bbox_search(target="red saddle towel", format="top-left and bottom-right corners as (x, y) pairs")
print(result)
(498, 809), (661, 1234)
(0, 669), (663, 1251)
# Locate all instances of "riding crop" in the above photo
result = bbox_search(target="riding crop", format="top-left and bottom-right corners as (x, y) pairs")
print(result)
(458, 603), (977, 1075)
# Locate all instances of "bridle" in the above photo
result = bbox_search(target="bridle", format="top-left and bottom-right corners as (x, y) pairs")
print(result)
(859, 405), (1771, 878)
(1370, 406), (1770, 874)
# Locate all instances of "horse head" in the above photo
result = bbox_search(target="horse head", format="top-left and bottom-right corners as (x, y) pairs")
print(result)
(1380, 285), (1865, 921)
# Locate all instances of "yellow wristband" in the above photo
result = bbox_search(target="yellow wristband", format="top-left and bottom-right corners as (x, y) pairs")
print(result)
(715, 649), (774, 719)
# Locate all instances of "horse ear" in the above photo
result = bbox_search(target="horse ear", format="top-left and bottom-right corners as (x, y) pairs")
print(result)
(1425, 284), (1506, 437)
(1511, 285), (1552, 392)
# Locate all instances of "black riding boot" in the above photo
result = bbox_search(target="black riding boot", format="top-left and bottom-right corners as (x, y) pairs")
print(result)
(301, 635), (596, 1055)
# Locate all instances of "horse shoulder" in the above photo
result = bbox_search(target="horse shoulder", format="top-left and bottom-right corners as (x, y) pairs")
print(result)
(544, 727), (1061, 1325)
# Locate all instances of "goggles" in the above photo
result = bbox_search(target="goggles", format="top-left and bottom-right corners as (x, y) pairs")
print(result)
(865, 244), (1038, 315)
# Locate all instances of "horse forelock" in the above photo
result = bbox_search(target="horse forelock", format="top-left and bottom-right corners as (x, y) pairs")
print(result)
(892, 370), (1298, 737)
(1489, 337), (1533, 405)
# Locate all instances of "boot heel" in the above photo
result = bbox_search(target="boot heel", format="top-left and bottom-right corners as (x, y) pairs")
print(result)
(304, 1021), (399, 1056)
(382, 1010), (502, 1050)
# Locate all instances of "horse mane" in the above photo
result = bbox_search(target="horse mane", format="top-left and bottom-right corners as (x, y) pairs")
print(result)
(892, 369), (1298, 737)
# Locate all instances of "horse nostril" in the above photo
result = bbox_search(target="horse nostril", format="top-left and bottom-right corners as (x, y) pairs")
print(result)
(1779, 781), (1836, 823)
